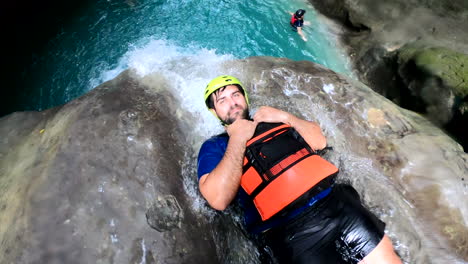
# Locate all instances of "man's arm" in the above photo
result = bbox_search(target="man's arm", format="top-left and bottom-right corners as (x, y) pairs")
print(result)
(199, 119), (257, 210)
(253, 106), (326, 150)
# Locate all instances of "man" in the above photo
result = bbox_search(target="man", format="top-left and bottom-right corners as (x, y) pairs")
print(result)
(290, 9), (308, 42)
(197, 75), (402, 263)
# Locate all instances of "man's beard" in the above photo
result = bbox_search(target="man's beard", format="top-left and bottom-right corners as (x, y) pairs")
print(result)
(223, 107), (250, 125)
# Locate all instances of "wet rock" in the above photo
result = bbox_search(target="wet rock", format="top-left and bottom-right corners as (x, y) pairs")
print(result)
(308, 0), (468, 150)
(398, 45), (468, 125)
(146, 195), (184, 232)
(0, 71), (224, 264)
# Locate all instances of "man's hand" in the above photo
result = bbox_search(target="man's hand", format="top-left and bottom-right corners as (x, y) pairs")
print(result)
(253, 106), (291, 124)
(226, 119), (258, 143)
(254, 106), (327, 150)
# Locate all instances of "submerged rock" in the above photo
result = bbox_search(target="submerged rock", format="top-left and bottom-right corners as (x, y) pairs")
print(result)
(0, 57), (466, 263)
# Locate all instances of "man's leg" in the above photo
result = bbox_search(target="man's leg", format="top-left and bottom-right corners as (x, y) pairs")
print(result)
(359, 235), (402, 264)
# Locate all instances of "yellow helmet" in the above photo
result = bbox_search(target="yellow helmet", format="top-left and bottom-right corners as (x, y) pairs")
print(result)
(204, 75), (250, 109)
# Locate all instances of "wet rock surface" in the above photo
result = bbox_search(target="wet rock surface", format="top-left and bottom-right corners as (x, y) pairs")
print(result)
(0, 71), (225, 264)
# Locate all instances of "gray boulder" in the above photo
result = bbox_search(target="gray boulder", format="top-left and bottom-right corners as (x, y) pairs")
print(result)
(0, 71), (259, 264)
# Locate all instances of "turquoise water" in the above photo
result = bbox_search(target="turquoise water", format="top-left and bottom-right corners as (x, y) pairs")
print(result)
(22, 0), (351, 111)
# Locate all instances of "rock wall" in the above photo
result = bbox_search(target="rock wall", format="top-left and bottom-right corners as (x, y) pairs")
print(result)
(309, 0), (468, 150)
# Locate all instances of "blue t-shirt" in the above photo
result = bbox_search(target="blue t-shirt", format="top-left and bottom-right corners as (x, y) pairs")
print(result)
(197, 133), (332, 233)
(197, 133), (229, 179)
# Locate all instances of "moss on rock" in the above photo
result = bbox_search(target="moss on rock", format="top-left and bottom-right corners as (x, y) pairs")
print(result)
(403, 46), (468, 98)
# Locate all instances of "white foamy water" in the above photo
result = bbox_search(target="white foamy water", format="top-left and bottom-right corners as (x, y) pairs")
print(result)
(92, 38), (242, 139)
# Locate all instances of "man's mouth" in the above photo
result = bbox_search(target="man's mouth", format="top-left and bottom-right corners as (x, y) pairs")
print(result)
(223, 106), (249, 125)
(229, 106), (242, 116)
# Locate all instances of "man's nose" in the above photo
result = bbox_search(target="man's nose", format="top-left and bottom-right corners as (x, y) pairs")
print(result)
(226, 97), (237, 107)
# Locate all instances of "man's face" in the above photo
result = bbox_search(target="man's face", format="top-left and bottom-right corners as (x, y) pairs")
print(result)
(212, 85), (249, 125)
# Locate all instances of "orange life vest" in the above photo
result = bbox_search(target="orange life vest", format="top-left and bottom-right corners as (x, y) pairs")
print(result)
(241, 122), (338, 221)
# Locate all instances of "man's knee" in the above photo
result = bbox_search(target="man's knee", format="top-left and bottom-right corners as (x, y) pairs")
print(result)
(359, 235), (402, 264)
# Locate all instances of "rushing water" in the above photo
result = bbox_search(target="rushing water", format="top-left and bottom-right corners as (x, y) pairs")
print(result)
(19, 0), (351, 112)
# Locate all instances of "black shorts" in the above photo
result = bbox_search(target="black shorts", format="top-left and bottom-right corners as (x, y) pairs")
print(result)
(263, 184), (385, 264)
(290, 24), (299, 32)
